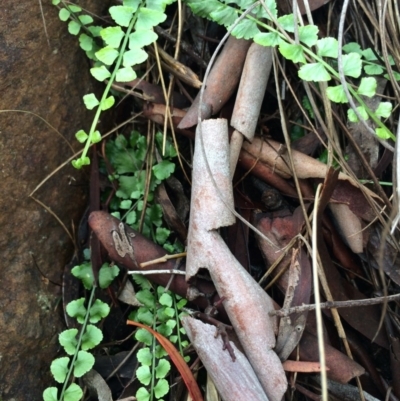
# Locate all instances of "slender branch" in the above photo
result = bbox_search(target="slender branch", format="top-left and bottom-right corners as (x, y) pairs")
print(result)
(270, 292), (400, 317)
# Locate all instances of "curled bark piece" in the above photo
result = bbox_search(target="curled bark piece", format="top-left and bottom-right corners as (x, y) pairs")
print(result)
(182, 316), (269, 401)
(178, 36), (251, 129)
(231, 44), (273, 141)
(187, 119), (287, 401)
(189, 119), (235, 238)
(230, 44), (272, 176)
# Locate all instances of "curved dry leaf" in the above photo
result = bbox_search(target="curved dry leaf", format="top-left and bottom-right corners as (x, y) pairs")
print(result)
(329, 203), (363, 253)
(82, 369), (113, 401)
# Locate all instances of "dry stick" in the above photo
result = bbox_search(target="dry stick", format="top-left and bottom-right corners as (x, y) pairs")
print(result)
(311, 184), (328, 401)
(138, 252), (187, 268)
(271, 292), (400, 317)
(390, 112), (400, 233)
(128, 269), (186, 276)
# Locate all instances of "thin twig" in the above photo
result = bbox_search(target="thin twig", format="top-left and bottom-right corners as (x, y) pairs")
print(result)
(128, 269), (186, 275)
(271, 292), (400, 317)
(139, 252), (187, 268)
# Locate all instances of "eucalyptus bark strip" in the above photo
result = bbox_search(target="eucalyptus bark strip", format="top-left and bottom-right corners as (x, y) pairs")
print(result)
(230, 44), (273, 177)
(186, 118), (287, 401)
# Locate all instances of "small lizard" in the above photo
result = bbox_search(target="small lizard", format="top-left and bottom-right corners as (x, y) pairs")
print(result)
(112, 222), (137, 263)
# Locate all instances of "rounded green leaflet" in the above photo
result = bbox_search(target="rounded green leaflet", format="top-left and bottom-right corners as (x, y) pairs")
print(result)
(98, 263), (119, 288)
(155, 359), (171, 379)
(109, 5), (136, 27)
(68, 5), (82, 13)
(90, 66), (111, 82)
(66, 298), (87, 324)
(91, 130), (102, 144)
(59, 8), (70, 21)
(298, 63), (331, 82)
(123, 48), (149, 67)
(119, 199), (132, 209)
(43, 387), (58, 401)
(364, 64), (384, 75)
(101, 96), (115, 111)
(317, 37), (338, 58)
(129, 29), (158, 48)
(100, 26), (125, 48)
(357, 77), (377, 97)
(254, 32), (280, 47)
(116, 66), (137, 82)
(68, 20), (81, 35)
(74, 350), (95, 377)
(155, 227), (170, 244)
(375, 127), (392, 139)
(375, 101), (392, 119)
(137, 347), (152, 366)
(136, 387), (150, 401)
(159, 292), (172, 307)
(298, 25), (318, 47)
(71, 262), (94, 289)
(136, 7), (167, 30)
(50, 357), (70, 383)
(210, 5), (238, 27)
(342, 42), (361, 54)
(89, 299), (110, 323)
(79, 34), (93, 51)
(342, 53), (362, 78)
(126, 210), (137, 224)
(83, 93), (99, 110)
(231, 18), (260, 40)
(152, 160), (175, 180)
(136, 364), (151, 385)
(326, 85), (347, 104)
(279, 42), (306, 64)
(59, 328), (78, 355)
(136, 328), (153, 345)
(95, 46), (119, 66)
(64, 383), (83, 401)
(79, 14), (93, 25)
(277, 13), (295, 32)
(347, 106), (368, 123)
(136, 307), (155, 326)
(81, 324), (103, 350)
(75, 129), (88, 143)
(154, 378), (169, 399)
(136, 289), (156, 308)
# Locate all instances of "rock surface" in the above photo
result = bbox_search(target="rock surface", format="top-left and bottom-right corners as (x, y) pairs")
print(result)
(0, 1), (109, 399)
